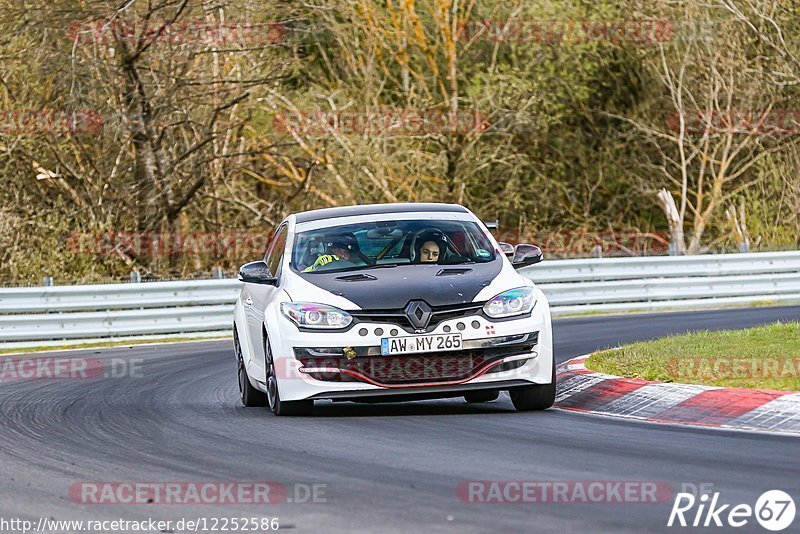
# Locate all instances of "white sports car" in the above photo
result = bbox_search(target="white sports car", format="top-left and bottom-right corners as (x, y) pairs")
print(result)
(233, 203), (554, 415)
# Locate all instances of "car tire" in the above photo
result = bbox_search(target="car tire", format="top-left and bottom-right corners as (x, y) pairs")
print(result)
(265, 337), (314, 417)
(464, 390), (500, 403)
(235, 329), (268, 407)
(509, 360), (556, 411)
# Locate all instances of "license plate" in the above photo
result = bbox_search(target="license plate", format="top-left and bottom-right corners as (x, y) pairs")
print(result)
(380, 333), (462, 356)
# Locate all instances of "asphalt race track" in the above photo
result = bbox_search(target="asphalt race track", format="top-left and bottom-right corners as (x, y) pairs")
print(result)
(1, 306), (799, 533)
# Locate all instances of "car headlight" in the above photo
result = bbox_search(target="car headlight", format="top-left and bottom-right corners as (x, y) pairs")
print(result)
(280, 302), (353, 329)
(483, 287), (537, 318)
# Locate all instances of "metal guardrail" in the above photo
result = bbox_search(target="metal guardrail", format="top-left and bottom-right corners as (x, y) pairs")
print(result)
(0, 279), (240, 314)
(523, 251), (800, 315)
(1, 251), (798, 345)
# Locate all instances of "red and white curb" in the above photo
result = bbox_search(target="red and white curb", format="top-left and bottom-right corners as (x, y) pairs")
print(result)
(555, 356), (800, 436)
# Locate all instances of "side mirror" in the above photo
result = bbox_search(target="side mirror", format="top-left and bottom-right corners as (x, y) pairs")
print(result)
(511, 244), (543, 268)
(238, 260), (277, 285)
(498, 242), (515, 258)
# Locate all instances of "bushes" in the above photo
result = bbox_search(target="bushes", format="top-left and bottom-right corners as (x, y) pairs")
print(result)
(0, 0), (797, 283)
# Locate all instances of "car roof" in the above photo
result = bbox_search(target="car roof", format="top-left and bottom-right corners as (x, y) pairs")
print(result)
(293, 203), (469, 224)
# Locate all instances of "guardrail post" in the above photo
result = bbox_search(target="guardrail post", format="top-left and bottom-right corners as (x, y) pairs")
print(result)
(591, 245), (602, 258)
(211, 266), (223, 279)
(668, 242), (678, 256)
(130, 270), (141, 283)
(42, 276), (54, 286)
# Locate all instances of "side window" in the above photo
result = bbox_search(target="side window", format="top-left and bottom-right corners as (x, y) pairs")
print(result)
(265, 225), (288, 276)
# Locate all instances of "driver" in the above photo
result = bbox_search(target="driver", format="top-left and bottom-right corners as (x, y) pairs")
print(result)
(413, 229), (447, 264)
(303, 234), (360, 272)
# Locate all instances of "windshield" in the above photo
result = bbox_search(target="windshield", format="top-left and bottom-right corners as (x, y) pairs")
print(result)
(292, 219), (497, 273)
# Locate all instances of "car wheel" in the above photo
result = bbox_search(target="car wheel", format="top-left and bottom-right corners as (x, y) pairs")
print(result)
(265, 337), (313, 417)
(509, 360), (556, 411)
(464, 390), (500, 403)
(235, 329), (268, 407)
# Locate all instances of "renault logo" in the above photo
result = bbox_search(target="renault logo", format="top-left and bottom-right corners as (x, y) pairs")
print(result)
(404, 301), (432, 329)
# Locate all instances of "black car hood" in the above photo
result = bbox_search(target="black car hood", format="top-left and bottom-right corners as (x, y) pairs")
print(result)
(297, 260), (503, 309)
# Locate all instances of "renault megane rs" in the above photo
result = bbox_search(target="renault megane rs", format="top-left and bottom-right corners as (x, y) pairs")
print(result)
(233, 203), (554, 415)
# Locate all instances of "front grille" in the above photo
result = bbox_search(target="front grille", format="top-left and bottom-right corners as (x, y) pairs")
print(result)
(296, 333), (537, 386)
(350, 302), (485, 332)
(298, 351), (494, 385)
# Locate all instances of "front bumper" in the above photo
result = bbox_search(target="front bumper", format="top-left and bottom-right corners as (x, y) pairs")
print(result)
(294, 331), (538, 387)
(267, 301), (554, 402)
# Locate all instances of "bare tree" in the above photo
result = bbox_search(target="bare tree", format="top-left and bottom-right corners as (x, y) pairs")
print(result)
(615, 15), (798, 253)
(0, 0), (297, 274)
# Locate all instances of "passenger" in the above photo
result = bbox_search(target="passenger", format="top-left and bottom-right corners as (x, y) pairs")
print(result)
(303, 234), (359, 272)
(418, 241), (440, 263)
(413, 230), (447, 264)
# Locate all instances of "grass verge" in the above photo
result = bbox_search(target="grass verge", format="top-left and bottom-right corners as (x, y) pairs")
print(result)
(586, 321), (800, 391)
